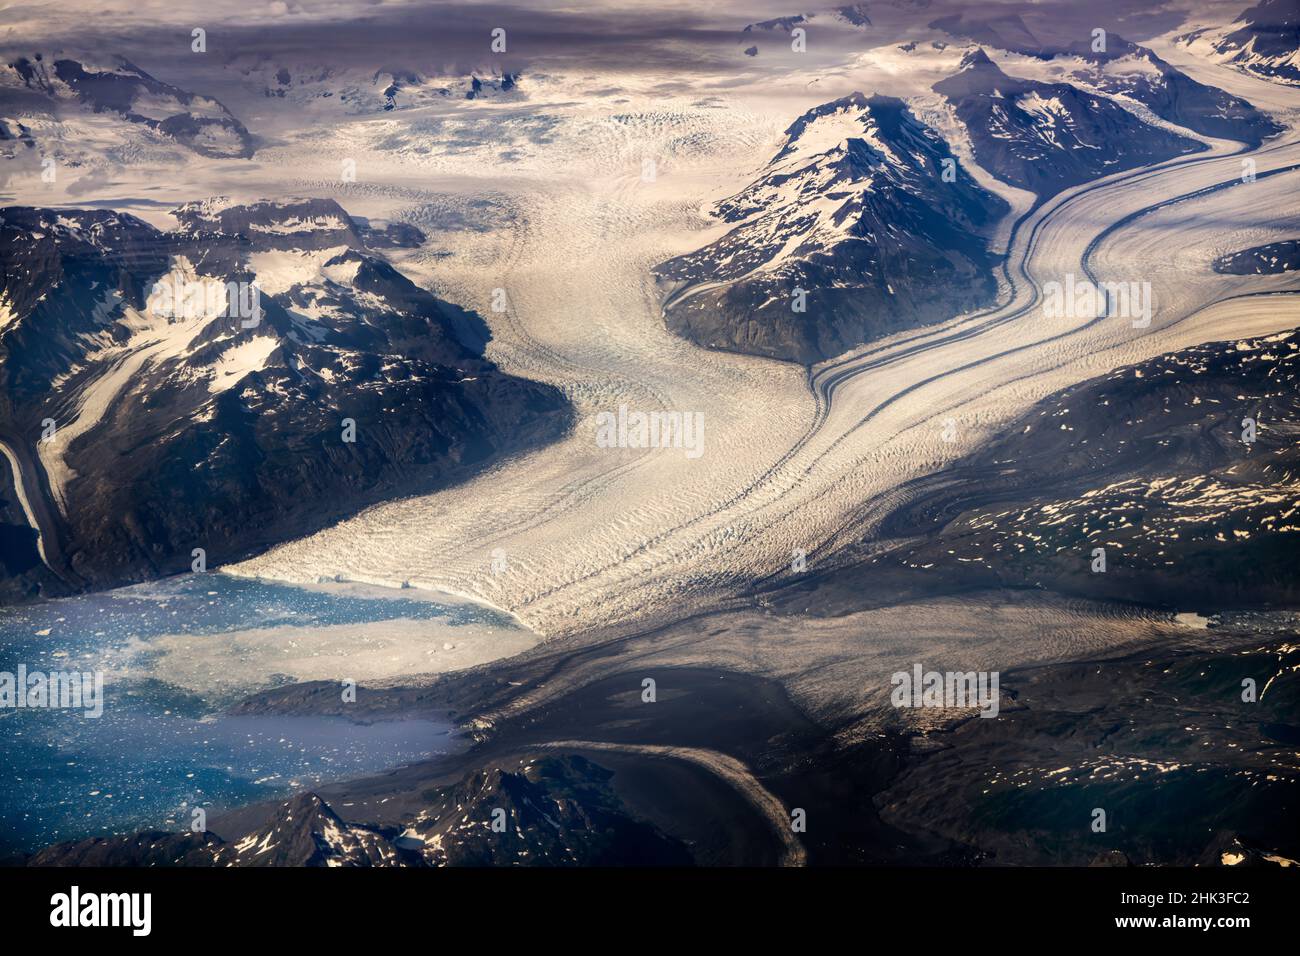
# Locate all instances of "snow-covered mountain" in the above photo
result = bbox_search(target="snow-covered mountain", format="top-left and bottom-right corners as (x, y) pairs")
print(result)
(1045, 37), (1282, 148)
(933, 50), (1205, 198)
(655, 93), (1009, 364)
(928, 14), (1282, 148)
(235, 59), (522, 113)
(0, 199), (570, 601)
(3, 53), (254, 158)
(1179, 0), (1300, 87)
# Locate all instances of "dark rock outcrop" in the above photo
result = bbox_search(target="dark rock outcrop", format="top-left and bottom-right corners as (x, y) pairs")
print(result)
(1214, 238), (1300, 275)
(28, 757), (692, 867)
(871, 327), (1300, 609)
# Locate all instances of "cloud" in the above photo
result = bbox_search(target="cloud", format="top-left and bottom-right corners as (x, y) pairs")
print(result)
(0, 1), (781, 76)
(65, 166), (124, 198)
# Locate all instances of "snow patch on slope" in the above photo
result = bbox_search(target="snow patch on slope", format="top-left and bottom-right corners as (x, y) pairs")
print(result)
(246, 246), (351, 296)
(208, 335), (280, 394)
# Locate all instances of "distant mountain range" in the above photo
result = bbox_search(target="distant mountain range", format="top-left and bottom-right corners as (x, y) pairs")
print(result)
(0, 199), (571, 602)
(928, 14), (1282, 148)
(0, 52), (526, 170)
(1179, 0), (1300, 87)
(4, 53), (254, 158)
(236, 60), (522, 113)
(655, 93), (1009, 364)
(932, 50), (1206, 198)
(1054, 37), (1281, 148)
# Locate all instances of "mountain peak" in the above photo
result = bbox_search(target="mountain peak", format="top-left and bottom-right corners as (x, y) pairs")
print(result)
(959, 48), (997, 71)
(934, 54), (1206, 198)
(654, 92), (1010, 364)
(773, 91), (922, 174)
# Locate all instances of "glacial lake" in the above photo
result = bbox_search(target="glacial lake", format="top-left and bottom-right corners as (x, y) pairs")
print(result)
(0, 573), (528, 856)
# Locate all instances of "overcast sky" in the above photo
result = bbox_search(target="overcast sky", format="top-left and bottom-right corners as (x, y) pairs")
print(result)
(0, 0), (1242, 80)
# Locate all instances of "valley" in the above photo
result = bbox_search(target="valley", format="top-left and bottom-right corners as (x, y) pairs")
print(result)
(1, 0), (1297, 872)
